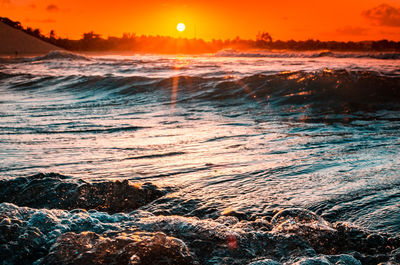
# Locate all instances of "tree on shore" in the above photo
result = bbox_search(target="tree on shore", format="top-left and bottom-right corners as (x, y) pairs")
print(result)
(256, 32), (272, 48)
(49, 30), (56, 40)
(83, 31), (101, 40)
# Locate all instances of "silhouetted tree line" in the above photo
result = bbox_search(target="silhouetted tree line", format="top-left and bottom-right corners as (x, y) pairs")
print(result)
(2, 17), (400, 53)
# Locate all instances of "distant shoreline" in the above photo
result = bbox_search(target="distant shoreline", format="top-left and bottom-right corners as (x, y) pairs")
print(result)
(1, 17), (400, 57)
(2, 50), (400, 60)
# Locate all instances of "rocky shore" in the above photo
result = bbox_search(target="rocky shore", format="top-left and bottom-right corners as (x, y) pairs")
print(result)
(0, 173), (399, 265)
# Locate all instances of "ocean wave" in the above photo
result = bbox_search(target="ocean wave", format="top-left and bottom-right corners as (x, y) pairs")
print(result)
(2, 70), (400, 111)
(190, 70), (400, 111)
(215, 48), (400, 60)
(31, 50), (91, 61)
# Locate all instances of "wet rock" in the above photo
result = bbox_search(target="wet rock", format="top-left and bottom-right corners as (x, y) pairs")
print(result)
(0, 202), (137, 264)
(259, 209), (278, 222)
(366, 233), (386, 249)
(292, 254), (361, 265)
(0, 173), (166, 213)
(271, 208), (327, 226)
(0, 202), (399, 265)
(292, 257), (331, 265)
(247, 217), (273, 232)
(0, 213), (47, 264)
(270, 208), (337, 254)
(349, 252), (390, 265)
(38, 231), (196, 265)
(325, 254), (362, 265)
(221, 208), (249, 221)
(215, 215), (240, 226)
(391, 248), (400, 263)
(248, 259), (281, 265)
(142, 195), (222, 219)
(332, 222), (397, 255)
(135, 214), (318, 264)
(388, 236), (400, 249)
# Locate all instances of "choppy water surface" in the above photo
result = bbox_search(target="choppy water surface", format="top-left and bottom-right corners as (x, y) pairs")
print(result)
(0, 51), (400, 264)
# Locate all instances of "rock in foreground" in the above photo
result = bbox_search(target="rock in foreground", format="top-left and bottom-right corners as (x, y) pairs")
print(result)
(0, 173), (166, 213)
(38, 231), (196, 265)
(1, 203), (399, 265)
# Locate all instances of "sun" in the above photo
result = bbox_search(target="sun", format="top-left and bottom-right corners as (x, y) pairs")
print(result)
(177, 23), (185, 32)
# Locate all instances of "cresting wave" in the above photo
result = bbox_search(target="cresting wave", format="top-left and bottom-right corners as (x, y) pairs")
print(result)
(2, 69), (400, 107)
(0, 173), (399, 265)
(215, 49), (400, 59)
(31, 50), (91, 61)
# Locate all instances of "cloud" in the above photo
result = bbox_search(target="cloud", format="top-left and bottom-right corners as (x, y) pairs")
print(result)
(363, 4), (400, 27)
(46, 4), (59, 12)
(336, 26), (369, 36)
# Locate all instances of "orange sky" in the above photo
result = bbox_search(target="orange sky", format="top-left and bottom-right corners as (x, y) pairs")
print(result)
(1, 0), (400, 41)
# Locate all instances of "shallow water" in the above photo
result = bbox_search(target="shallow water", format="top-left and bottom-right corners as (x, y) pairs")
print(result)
(0, 51), (400, 264)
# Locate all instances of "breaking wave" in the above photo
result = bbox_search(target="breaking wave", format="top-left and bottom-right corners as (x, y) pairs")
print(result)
(2, 69), (400, 108)
(215, 49), (400, 60)
(31, 50), (91, 61)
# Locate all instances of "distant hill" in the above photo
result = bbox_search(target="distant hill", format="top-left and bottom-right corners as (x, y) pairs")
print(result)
(0, 21), (62, 55)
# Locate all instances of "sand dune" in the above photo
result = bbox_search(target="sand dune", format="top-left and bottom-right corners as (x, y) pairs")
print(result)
(0, 21), (62, 56)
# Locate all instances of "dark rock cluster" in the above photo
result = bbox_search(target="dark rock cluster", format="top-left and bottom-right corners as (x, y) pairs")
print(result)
(0, 173), (166, 213)
(0, 213), (48, 264)
(38, 231), (196, 265)
(0, 174), (399, 265)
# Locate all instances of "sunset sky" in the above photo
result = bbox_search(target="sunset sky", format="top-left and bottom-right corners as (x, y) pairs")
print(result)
(1, 0), (400, 41)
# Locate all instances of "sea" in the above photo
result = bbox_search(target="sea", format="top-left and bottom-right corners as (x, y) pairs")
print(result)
(0, 50), (399, 265)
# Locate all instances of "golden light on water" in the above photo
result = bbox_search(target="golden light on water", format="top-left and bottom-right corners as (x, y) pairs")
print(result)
(177, 23), (186, 32)
(171, 56), (190, 111)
